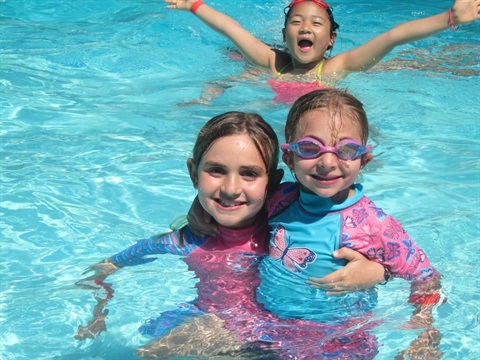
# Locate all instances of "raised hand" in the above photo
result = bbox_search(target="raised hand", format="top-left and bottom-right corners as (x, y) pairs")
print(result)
(451, 0), (480, 26)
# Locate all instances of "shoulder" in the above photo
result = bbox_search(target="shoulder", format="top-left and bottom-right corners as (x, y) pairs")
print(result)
(342, 195), (391, 227)
(153, 226), (207, 253)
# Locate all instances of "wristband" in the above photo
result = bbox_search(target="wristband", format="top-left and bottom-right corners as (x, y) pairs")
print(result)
(379, 264), (392, 285)
(190, 0), (204, 14)
(408, 293), (441, 306)
(448, 8), (459, 32)
(93, 279), (114, 300)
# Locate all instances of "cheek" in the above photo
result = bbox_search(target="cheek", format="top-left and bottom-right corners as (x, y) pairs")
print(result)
(248, 181), (268, 203)
(338, 159), (362, 174)
(293, 158), (314, 172)
(197, 173), (217, 190)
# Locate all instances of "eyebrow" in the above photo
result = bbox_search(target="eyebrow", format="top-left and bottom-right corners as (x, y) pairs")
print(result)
(203, 162), (266, 172)
(239, 165), (266, 173)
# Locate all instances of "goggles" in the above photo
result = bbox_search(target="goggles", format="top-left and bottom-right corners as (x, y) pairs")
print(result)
(287, 0), (330, 11)
(281, 137), (372, 160)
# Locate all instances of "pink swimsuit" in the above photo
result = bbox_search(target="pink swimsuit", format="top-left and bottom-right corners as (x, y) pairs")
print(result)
(267, 60), (328, 103)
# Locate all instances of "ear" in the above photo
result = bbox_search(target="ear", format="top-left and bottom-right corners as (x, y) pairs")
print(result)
(282, 28), (286, 42)
(327, 31), (337, 50)
(282, 152), (295, 171)
(361, 153), (373, 167)
(187, 158), (198, 189)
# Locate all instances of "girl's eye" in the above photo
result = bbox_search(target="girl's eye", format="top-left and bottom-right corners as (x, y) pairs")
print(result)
(206, 167), (225, 175)
(241, 170), (259, 180)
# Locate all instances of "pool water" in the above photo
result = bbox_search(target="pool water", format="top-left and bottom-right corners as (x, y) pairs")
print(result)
(1, 0), (479, 359)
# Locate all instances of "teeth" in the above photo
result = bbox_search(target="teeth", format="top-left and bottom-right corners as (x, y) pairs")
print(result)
(219, 200), (242, 207)
(220, 201), (234, 207)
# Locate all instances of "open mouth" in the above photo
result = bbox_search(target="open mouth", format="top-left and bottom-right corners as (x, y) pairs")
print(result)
(298, 39), (313, 52)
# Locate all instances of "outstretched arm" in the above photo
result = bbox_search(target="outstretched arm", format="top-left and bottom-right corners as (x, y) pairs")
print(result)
(330, 0), (480, 73)
(74, 233), (193, 340)
(164, 0), (277, 70)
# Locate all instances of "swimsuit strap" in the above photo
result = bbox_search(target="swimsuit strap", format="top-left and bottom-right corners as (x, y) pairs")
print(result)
(274, 60), (325, 83)
(275, 63), (292, 77)
(316, 59), (324, 83)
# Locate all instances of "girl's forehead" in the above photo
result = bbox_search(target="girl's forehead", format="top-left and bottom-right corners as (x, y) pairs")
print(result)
(289, 2), (329, 18)
(295, 109), (363, 139)
(202, 134), (266, 166)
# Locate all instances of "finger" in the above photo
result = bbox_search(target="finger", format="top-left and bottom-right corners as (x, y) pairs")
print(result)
(306, 278), (341, 289)
(307, 267), (345, 284)
(332, 247), (362, 262)
(326, 290), (348, 296)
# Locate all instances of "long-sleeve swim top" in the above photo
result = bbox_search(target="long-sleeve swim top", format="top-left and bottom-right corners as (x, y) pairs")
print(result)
(264, 182), (437, 281)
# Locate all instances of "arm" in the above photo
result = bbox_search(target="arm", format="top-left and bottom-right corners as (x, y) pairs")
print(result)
(74, 263), (118, 340)
(74, 279), (113, 340)
(393, 274), (444, 359)
(328, 0), (479, 73)
(164, 0), (278, 70)
(395, 326), (443, 360)
(306, 247), (386, 295)
(75, 232), (196, 340)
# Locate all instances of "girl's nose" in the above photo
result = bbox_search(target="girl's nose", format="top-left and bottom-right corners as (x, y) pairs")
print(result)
(316, 152), (338, 170)
(221, 175), (242, 197)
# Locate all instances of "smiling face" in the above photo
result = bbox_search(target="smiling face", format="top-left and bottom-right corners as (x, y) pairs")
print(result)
(188, 134), (269, 229)
(283, 108), (371, 203)
(283, 1), (335, 69)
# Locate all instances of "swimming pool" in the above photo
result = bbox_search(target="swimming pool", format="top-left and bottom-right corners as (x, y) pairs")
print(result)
(1, 0), (479, 358)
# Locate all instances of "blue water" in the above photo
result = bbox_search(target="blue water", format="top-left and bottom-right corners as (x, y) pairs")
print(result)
(1, 0), (479, 359)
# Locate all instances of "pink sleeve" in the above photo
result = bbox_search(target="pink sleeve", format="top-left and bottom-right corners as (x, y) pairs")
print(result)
(341, 197), (437, 281)
(266, 182), (298, 219)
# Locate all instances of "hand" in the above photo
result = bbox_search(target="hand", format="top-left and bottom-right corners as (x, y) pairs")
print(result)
(164, 0), (195, 11)
(187, 196), (219, 237)
(395, 326), (443, 360)
(306, 248), (385, 295)
(74, 298), (109, 340)
(76, 260), (120, 286)
(452, 0), (480, 26)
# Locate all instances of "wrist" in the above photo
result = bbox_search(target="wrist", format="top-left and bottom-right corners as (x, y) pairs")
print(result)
(190, 0), (204, 14)
(408, 292), (441, 306)
(379, 264), (392, 285)
(448, 8), (459, 31)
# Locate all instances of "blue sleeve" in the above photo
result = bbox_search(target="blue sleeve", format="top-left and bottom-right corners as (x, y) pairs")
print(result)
(111, 227), (203, 267)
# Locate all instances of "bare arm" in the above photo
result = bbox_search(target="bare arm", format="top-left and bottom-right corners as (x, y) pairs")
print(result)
(394, 275), (444, 359)
(74, 259), (121, 340)
(327, 0), (480, 73)
(164, 0), (278, 70)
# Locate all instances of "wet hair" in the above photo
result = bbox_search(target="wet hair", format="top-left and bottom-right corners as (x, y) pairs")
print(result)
(192, 111), (279, 194)
(285, 88), (369, 144)
(284, 0), (340, 37)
